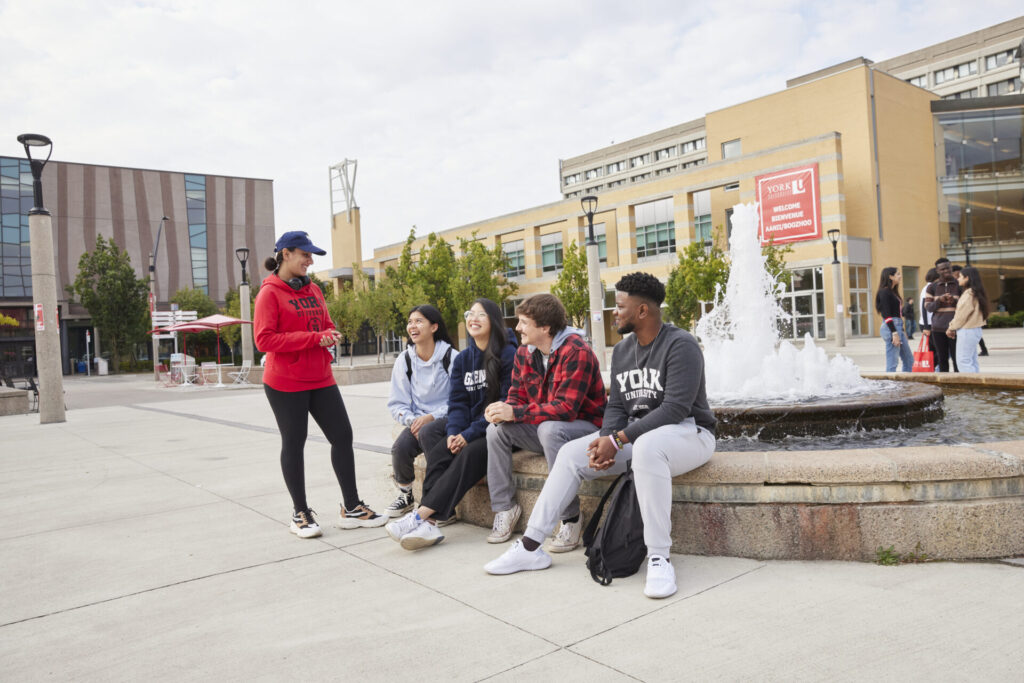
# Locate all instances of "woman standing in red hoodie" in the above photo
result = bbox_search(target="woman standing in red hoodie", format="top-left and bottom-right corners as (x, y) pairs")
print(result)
(254, 231), (385, 539)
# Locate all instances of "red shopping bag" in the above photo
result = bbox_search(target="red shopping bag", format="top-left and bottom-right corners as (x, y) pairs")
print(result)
(912, 335), (933, 373)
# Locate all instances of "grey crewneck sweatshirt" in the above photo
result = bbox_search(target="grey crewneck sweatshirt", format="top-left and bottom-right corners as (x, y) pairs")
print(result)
(600, 323), (716, 439)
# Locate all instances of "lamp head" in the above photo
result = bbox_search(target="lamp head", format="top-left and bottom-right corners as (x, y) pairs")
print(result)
(235, 247), (250, 266)
(827, 229), (840, 246)
(16, 133), (53, 167)
(580, 195), (598, 217)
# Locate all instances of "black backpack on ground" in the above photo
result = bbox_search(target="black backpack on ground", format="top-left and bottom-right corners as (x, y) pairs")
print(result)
(582, 463), (647, 586)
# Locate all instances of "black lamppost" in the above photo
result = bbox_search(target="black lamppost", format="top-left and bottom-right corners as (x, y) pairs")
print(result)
(962, 238), (973, 266)
(827, 229), (840, 264)
(235, 246), (254, 365)
(580, 195), (605, 369)
(826, 228), (845, 347)
(235, 247), (250, 285)
(149, 215), (168, 381)
(17, 133), (64, 422)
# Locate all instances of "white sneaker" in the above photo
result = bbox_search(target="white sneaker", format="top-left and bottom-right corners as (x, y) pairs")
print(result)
(290, 509), (322, 539)
(547, 519), (582, 553)
(484, 539), (552, 575)
(399, 520), (444, 550)
(486, 503), (522, 544)
(385, 511), (421, 543)
(644, 555), (677, 599)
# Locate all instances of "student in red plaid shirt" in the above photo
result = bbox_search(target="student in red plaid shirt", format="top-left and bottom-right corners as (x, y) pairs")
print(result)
(483, 293), (606, 551)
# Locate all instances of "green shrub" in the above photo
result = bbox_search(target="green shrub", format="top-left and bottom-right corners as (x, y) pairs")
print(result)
(987, 311), (1024, 328)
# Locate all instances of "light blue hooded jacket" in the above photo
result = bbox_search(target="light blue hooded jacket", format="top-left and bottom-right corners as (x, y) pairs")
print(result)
(387, 341), (454, 426)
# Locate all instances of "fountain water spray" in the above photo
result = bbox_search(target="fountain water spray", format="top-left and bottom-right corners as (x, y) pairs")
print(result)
(696, 203), (866, 402)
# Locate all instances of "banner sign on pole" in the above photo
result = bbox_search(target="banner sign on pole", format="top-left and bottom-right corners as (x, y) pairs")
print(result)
(34, 303), (44, 331)
(755, 163), (822, 245)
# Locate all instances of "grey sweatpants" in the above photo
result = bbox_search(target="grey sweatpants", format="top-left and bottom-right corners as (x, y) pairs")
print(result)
(523, 419), (715, 558)
(486, 420), (599, 519)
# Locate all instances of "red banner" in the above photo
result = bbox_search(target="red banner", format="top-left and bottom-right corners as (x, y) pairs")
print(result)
(755, 164), (822, 245)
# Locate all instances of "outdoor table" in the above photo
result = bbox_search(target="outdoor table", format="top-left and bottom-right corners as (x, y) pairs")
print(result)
(212, 363), (234, 388)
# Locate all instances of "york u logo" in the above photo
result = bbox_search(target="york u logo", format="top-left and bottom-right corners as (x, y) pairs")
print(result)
(464, 369), (486, 387)
(287, 295), (319, 311)
(616, 368), (663, 392)
(791, 178), (806, 194)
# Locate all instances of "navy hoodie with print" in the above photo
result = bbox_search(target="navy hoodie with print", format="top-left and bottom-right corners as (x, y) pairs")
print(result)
(446, 328), (518, 442)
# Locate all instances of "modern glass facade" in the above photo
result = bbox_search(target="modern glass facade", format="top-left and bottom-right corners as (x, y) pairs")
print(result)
(936, 99), (1024, 310)
(502, 239), (525, 278)
(185, 174), (208, 294)
(0, 157), (33, 299)
(635, 197), (675, 259)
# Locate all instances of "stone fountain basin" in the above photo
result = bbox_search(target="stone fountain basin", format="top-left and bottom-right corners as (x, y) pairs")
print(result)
(413, 376), (1023, 561)
(712, 382), (944, 439)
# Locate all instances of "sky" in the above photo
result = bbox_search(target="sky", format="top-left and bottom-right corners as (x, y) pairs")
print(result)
(1, 1), (1021, 265)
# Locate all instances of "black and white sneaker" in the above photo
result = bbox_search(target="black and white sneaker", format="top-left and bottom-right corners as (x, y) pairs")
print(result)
(386, 490), (415, 518)
(338, 501), (387, 529)
(290, 509), (322, 539)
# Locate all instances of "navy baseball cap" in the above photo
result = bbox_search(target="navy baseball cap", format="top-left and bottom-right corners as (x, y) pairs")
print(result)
(275, 230), (326, 255)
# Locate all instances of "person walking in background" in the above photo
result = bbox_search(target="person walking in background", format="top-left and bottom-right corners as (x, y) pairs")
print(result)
(924, 258), (961, 372)
(384, 298), (517, 550)
(484, 293), (606, 551)
(951, 264), (989, 357)
(946, 266), (990, 373)
(919, 267), (938, 366)
(385, 305), (455, 517)
(902, 297), (917, 340)
(254, 231), (385, 539)
(875, 267), (914, 372)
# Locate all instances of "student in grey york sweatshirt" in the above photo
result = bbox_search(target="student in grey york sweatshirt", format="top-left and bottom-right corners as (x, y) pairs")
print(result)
(385, 305), (455, 517)
(485, 273), (717, 600)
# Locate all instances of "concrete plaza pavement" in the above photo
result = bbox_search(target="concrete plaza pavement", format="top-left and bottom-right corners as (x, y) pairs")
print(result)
(2, 331), (1024, 680)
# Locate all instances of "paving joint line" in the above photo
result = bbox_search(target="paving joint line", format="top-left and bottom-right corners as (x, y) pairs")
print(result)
(130, 404), (390, 454)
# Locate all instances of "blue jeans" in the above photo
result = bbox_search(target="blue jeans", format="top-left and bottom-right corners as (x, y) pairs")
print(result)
(904, 316), (917, 338)
(881, 318), (914, 372)
(954, 327), (982, 373)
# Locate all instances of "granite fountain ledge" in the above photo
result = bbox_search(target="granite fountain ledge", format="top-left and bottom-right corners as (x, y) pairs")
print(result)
(414, 440), (1024, 562)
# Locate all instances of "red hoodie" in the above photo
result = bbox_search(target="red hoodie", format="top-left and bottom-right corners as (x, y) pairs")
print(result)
(254, 275), (336, 392)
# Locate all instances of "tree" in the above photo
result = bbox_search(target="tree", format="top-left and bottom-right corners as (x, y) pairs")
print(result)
(171, 286), (219, 355)
(413, 233), (459, 335)
(450, 233), (518, 323)
(220, 285), (256, 362)
(354, 269), (399, 363)
(327, 282), (364, 367)
(762, 239), (795, 293)
(0, 313), (18, 327)
(665, 228), (731, 332)
(66, 235), (150, 372)
(551, 239), (592, 329)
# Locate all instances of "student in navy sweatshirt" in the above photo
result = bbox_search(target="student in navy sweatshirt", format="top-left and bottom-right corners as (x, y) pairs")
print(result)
(385, 298), (517, 550)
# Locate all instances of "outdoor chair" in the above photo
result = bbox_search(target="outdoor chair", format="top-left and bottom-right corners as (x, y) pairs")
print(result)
(200, 362), (218, 384)
(229, 359), (252, 385)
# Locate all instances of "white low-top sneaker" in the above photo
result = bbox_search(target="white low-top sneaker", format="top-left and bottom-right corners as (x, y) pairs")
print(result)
(547, 519), (582, 553)
(486, 503), (522, 544)
(484, 539), (553, 575)
(644, 555), (677, 599)
(400, 521), (444, 550)
(385, 511), (422, 543)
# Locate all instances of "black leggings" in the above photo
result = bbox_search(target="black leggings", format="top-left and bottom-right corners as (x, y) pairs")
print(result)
(264, 384), (359, 512)
(932, 331), (958, 373)
(420, 434), (488, 521)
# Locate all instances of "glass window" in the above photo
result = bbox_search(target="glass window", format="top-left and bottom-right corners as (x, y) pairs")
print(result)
(721, 139), (741, 159)
(986, 49), (1017, 70)
(935, 60), (977, 84)
(987, 78), (1022, 97)
(629, 153), (650, 168)
(631, 173), (651, 182)
(724, 182), (739, 192)
(541, 233), (563, 272)
(848, 266), (871, 336)
(564, 172), (581, 186)
(502, 239), (525, 278)
(0, 157), (33, 298)
(635, 197), (675, 259)
(606, 161), (625, 174)
(693, 190), (712, 243)
(184, 174), (209, 295)
(942, 89), (977, 100)
(907, 75), (927, 87)
(655, 147), (675, 161)
(682, 138), (706, 154)
(778, 267), (827, 339)
(591, 223), (607, 263)
(585, 168), (601, 180)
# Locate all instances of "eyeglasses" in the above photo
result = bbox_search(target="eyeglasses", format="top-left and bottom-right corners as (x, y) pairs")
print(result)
(464, 310), (489, 321)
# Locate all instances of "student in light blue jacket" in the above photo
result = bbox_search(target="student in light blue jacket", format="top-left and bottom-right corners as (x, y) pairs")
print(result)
(385, 305), (455, 517)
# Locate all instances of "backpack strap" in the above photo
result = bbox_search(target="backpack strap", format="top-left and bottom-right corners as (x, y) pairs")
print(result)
(442, 346), (453, 374)
(404, 349), (413, 383)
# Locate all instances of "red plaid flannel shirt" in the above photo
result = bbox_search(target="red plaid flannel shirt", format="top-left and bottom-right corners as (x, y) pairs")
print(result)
(506, 333), (605, 426)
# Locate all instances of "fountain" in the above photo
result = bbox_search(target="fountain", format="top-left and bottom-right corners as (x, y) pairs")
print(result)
(696, 203), (943, 439)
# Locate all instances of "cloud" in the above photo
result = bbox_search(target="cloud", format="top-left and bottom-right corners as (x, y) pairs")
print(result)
(1, 0), (1020, 269)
